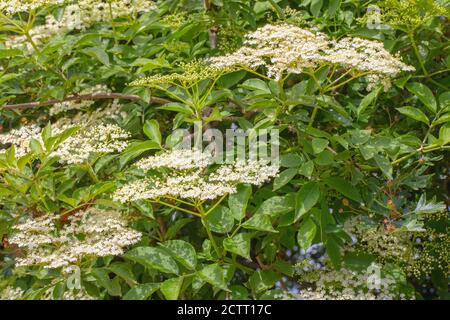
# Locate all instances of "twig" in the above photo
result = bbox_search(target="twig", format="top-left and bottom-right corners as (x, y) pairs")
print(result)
(2, 93), (171, 110)
(208, 26), (219, 49)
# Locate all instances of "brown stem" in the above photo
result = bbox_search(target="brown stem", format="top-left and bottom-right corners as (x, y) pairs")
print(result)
(208, 26), (219, 49)
(2, 93), (171, 110)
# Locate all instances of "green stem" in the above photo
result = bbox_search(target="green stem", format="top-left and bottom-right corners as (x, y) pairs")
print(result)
(267, 0), (286, 19)
(153, 200), (202, 217)
(223, 257), (254, 273)
(85, 162), (99, 183)
(391, 144), (450, 165)
(204, 194), (227, 216)
(308, 106), (319, 128)
(198, 204), (221, 257)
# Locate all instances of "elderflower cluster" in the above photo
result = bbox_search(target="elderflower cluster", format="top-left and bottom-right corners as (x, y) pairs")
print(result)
(294, 258), (413, 300)
(0, 121), (129, 163)
(50, 84), (111, 116)
(209, 160), (280, 185)
(113, 149), (279, 202)
(0, 124), (43, 157)
(0, 286), (24, 300)
(0, 0), (66, 14)
(4, 0), (156, 52)
(50, 123), (129, 164)
(207, 23), (414, 90)
(62, 289), (94, 300)
(114, 173), (238, 202)
(135, 149), (212, 171)
(344, 216), (411, 262)
(10, 208), (142, 271)
(51, 99), (128, 127)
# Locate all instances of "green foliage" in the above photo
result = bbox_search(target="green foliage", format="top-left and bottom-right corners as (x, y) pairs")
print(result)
(0, 0), (449, 301)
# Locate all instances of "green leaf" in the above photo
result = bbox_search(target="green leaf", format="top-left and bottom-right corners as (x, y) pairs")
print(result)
(396, 106), (429, 124)
(107, 263), (136, 285)
(357, 87), (380, 119)
(157, 103), (194, 115)
(280, 153), (303, 167)
(143, 119), (162, 146)
(123, 283), (160, 300)
(439, 123), (450, 144)
(273, 168), (297, 191)
(295, 182), (320, 222)
(325, 177), (362, 202)
(123, 140), (160, 155)
(314, 150), (334, 166)
(310, 0), (323, 16)
(326, 236), (342, 269)
(311, 138), (329, 154)
(247, 270), (281, 294)
(160, 240), (197, 270)
(133, 200), (154, 219)
(374, 153), (393, 179)
(91, 269), (121, 296)
(228, 184), (252, 221)
(29, 138), (43, 154)
(432, 113), (450, 125)
(298, 160), (314, 178)
(255, 196), (294, 218)
(124, 247), (179, 275)
(119, 140), (160, 168)
(205, 205), (234, 233)
(5, 145), (15, 166)
(0, 48), (22, 58)
(198, 264), (229, 291)
(240, 78), (271, 94)
(218, 70), (247, 88)
(327, 0), (341, 16)
(414, 194), (446, 214)
(297, 218), (317, 250)
(160, 277), (184, 300)
(223, 233), (251, 260)
(242, 214), (277, 233)
(82, 47), (110, 66)
(0, 187), (13, 197)
(406, 82), (437, 113)
(438, 91), (450, 111)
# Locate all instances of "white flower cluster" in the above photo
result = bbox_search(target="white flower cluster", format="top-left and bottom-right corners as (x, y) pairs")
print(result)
(208, 23), (414, 90)
(0, 124), (42, 157)
(135, 149), (213, 171)
(114, 149), (279, 202)
(294, 260), (410, 300)
(209, 160), (280, 185)
(50, 123), (130, 164)
(0, 0), (66, 15)
(4, 0), (156, 52)
(0, 120), (129, 164)
(0, 286), (24, 300)
(50, 84), (111, 116)
(344, 216), (410, 262)
(10, 208), (142, 271)
(62, 289), (94, 300)
(51, 99), (127, 127)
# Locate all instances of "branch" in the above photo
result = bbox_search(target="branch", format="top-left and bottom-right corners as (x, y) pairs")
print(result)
(2, 93), (171, 110)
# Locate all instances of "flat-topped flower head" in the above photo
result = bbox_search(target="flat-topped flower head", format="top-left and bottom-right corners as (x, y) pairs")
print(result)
(10, 208), (142, 271)
(135, 149), (213, 171)
(4, 1), (156, 52)
(50, 123), (130, 164)
(0, 0), (67, 15)
(207, 23), (414, 90)
(114, 149), (279, 203)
